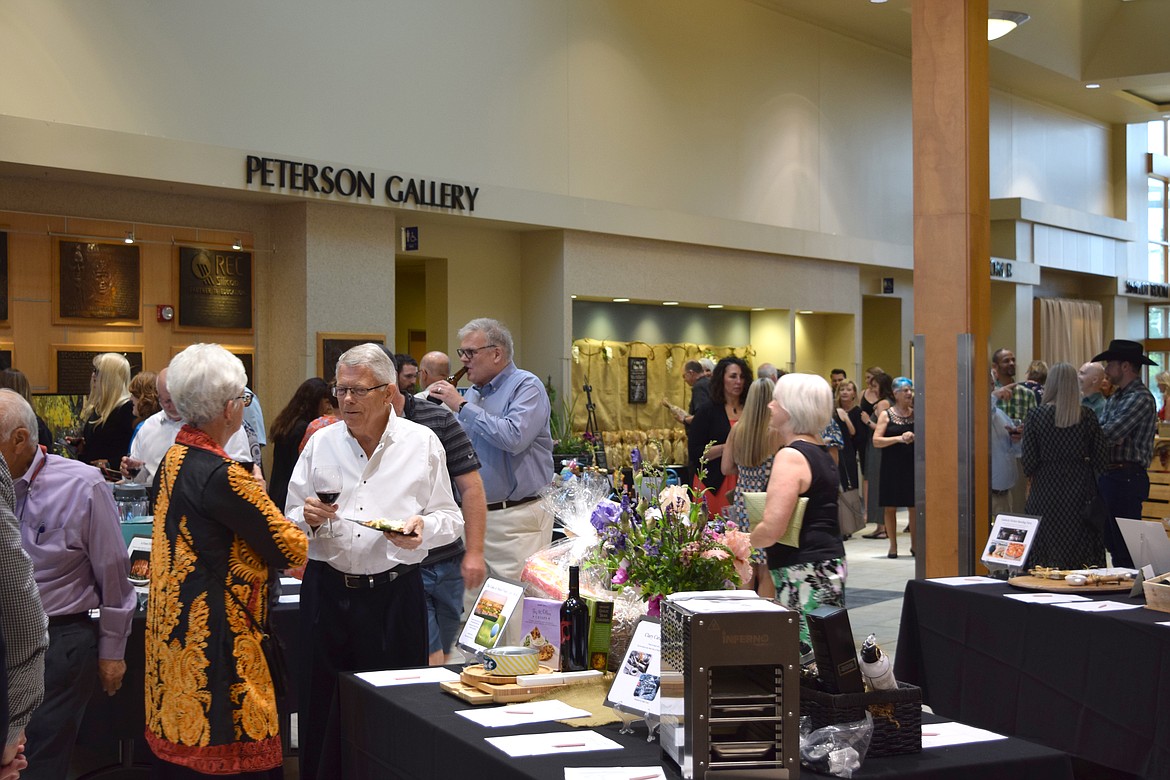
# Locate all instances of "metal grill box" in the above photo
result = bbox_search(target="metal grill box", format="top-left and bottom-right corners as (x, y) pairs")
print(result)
(659, 592), (801, 779)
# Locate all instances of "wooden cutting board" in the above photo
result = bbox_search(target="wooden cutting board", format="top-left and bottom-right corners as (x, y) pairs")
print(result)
(1008, 574), (1133, 593)
(460, 663), (556, 687)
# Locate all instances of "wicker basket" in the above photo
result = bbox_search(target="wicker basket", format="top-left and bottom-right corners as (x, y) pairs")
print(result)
(800, 680), (922, 757)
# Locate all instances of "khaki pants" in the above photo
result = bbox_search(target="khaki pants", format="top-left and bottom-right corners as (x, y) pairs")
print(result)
(462, 500), (554, 645)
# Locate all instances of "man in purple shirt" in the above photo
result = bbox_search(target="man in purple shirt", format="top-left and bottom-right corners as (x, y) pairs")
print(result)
(0, 390), (135, 780)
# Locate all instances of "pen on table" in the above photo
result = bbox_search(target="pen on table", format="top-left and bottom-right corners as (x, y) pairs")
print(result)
(394, 675), (420, 680)
(505, 709), (533, 714)
(921, 731), (940, 737)
(630, 774), (660, 780)
(554, 742), (586, 748)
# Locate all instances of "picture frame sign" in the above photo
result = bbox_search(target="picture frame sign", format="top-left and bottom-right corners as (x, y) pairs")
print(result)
(628, 356), (648, 405)
(176, 246), (253, 330)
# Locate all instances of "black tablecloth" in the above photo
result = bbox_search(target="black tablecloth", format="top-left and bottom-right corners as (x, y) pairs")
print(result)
(894, 579), (1170, 780)
(75, 599), (300, 755)
(339, 669), (1072, 780)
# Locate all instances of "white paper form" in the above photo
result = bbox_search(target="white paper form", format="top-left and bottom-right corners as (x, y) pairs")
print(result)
(279, 576), (300, 587)
(565, 768), (666, 780)
(921, 722), (1007, 749)
(1003, 592), (1090, 604)
(354, 667), (460, 686)
(1053, 600), (1144, 613)
(486, 730), (623, 757)
(928, 576), (1002, 586)
(457, 698), (592, 728)
(277, 594), (300, 604)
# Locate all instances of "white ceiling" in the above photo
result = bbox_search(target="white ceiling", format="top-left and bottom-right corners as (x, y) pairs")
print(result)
(752, 0), (1170, 125)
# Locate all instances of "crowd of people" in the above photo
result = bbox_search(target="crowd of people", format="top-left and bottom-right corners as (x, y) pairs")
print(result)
(0, 329), (1162, 778)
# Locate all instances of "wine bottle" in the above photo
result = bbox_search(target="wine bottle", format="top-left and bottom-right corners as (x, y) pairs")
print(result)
(560, 565), (590, 672)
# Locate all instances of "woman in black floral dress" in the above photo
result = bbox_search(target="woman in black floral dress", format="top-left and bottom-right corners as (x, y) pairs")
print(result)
(1022, 362), (1108, 569)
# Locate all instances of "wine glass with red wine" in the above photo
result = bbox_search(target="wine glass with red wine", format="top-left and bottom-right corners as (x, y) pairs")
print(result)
(312, 465), (343, 538)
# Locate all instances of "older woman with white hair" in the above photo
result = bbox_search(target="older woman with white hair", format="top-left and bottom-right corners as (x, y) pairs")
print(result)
(749, 373), (845, 655)
(144, 344), (307, 779)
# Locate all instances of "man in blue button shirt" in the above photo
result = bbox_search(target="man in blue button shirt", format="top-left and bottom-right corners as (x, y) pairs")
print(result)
(429, 318), (553, 594)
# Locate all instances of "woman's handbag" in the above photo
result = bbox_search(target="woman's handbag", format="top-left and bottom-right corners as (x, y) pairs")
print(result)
(838, 488), (867, 536)
(1079, 490), (1110, 534)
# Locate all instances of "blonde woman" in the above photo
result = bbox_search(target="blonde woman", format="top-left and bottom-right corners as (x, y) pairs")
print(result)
(78, 352), (135, 471)
(722, 378), (780, 596)
(1156, 370), (1170, 422)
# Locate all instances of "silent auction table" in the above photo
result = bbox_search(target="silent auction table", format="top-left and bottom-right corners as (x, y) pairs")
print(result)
(894, 578), (1170, 779)
(338, 669), (1073, 780)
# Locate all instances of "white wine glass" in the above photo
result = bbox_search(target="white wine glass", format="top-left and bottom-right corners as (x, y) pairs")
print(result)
(312, 465), (343, 538)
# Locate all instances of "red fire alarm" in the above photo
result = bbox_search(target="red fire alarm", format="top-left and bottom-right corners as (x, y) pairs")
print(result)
(157, 305), (175, 322)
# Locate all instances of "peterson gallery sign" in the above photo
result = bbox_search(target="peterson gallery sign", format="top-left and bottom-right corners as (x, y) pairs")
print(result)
(245, 155), (479, 212)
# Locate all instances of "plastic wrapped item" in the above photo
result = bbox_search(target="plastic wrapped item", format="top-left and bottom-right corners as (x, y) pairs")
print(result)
(799, 712), (873, 778)
(521, 536), (614, 601)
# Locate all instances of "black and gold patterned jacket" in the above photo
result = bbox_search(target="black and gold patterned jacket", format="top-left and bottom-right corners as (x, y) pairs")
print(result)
(145, 426), (307, 774)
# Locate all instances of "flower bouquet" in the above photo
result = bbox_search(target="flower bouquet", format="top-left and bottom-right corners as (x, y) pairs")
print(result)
(588, 446), (755, 617)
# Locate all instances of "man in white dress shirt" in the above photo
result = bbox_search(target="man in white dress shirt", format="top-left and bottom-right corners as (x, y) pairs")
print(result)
(119, 367), (252, 489)
(284, 343), (463, 780)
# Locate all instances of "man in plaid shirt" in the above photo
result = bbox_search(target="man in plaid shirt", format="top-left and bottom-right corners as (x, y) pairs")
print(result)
(0, 452), (47, 777)
(1093, 340), (1159, 568)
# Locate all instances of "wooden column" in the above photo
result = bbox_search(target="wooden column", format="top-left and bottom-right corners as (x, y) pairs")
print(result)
(912, 0), (991, 577)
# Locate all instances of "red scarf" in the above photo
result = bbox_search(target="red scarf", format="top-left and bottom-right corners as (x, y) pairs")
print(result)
(175, 424), (229, 459)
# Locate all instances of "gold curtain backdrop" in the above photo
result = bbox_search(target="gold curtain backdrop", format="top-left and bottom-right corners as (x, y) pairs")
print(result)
(1036, 298), (1103, 367)
(568, 338), (755, 468)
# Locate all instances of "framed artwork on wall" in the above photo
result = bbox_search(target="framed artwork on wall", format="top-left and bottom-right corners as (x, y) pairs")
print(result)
(0, 231), (8, 323)
(174, 245), (254, 332)
(51, 239), (142, 326)
(52, 345), (144, 395)
(0, 343), (12, 372)
(317, 332), (385, 383)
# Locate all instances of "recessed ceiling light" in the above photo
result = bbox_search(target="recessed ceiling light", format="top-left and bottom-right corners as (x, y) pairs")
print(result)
(798, 310), (814, 315)
(750, 307), (765, 312)
(708, 304), (723, 309)
(570, 294), (577, 299)
(1085, 83), (1101, 89)
(662, 301), (679, 306)
(613, 297), (630, 303)
(987, 10), (1029, 40)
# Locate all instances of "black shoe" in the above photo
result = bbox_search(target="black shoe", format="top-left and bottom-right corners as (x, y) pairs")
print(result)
(887, 552), (898, 559)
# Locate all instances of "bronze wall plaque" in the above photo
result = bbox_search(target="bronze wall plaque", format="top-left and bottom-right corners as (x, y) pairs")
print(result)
(56, 241), (141, 323)
(0, 232), (8, 322)
(318, 333), (385, 383)
(55, 349), (143, 395)
(176, 246), (253, 330)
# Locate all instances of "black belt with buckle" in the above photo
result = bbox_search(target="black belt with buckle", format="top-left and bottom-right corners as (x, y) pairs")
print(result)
(486, 495), (539, 512)
(1104, 462), (1144, 471)
(327, 562), (418, 589)
(48, 612), (93, 627)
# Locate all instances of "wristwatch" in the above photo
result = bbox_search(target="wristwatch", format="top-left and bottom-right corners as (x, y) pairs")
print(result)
(457, 400), (467, 413)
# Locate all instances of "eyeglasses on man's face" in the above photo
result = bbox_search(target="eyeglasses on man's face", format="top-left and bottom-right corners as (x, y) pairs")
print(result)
(457, 344), (498, 360)
(332, 383), (389, 399)
(235, 390), (254, 407)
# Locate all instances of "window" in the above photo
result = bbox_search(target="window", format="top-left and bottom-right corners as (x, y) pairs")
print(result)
(1150, 177), (1168, 284)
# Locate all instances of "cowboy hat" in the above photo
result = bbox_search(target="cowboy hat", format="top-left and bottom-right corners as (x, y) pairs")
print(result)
(1090, 339), (1157, 366)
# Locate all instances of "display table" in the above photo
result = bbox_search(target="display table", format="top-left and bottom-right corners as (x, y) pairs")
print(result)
(339, 669), (1072, 779)
(894, 578), (1170, 779)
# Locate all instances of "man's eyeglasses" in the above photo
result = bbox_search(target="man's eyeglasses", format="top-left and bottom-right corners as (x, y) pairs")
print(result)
(457, 344), (498, 360)
(332, 383), (389, 399)
(235, 390), (254, 407)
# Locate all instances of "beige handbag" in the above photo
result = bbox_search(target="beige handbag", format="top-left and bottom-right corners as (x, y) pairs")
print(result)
(744, 493), (808, 548)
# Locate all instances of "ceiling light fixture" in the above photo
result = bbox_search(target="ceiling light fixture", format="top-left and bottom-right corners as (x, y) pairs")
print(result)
(232, 238), (243, 250)
(1085, 83), (1101, 89)
(987, 10), (1029, 41)
(798, 310), (814, 315)
(613, 297), (630, 303)
(662, 301), (679, 306)
(124, 231), (135, 244)
(707, 304), (723, 309)
(751, 307), (765, 312)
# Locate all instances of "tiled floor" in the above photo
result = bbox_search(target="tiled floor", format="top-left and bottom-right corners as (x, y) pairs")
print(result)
(839, 513), (916, 658)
